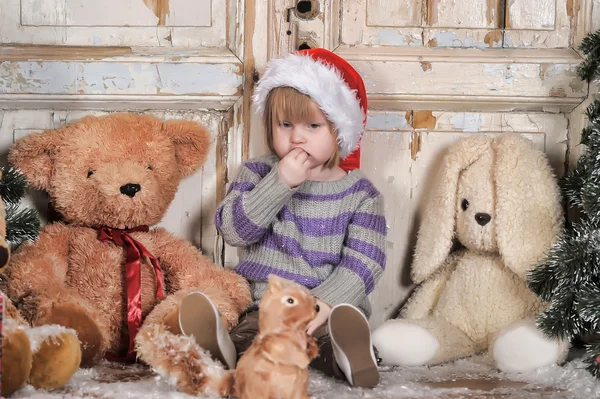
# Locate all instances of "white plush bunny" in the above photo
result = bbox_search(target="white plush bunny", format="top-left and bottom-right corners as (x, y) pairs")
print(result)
(373, 135), (569, 373)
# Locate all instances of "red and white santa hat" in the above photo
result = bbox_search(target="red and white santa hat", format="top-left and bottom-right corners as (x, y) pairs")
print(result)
(252, 48), (368, 170)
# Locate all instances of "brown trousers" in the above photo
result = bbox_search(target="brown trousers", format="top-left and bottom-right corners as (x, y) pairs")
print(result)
(229, 310), (346, 380)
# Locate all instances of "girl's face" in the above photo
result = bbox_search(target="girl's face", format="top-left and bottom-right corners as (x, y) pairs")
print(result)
(271, 103), (336, 169)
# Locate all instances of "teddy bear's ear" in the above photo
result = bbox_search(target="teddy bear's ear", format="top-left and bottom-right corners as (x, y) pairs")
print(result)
(162, 120), (212, 177)
(8, 129), (63, 191)
(493, 135), (563, 280)
(411, 135), (492, 284)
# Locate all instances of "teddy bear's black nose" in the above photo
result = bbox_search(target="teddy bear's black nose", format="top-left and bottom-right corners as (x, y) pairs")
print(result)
(120, 183), (141, 198)
(475, 213), (491, 226)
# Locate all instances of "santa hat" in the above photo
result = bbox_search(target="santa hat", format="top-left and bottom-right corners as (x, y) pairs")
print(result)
(252, 48), (367, 170)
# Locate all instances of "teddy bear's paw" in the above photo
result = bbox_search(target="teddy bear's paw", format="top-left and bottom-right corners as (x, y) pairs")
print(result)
(372, 320), (439, 366)
(41, 302), (102, 367)
(26, 325), (82, 390)
(492, 320), (560, 373)
(2, 320), (33, 397)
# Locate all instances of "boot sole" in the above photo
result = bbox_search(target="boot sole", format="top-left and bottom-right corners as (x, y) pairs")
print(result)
(179, 292), (234, 369)
(330, 306), (379, 388)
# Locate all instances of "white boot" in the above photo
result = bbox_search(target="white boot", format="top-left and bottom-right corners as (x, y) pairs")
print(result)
(372, 320), (440, 366)
(179, 292), (237, 370)
(329, 304), (379, 388)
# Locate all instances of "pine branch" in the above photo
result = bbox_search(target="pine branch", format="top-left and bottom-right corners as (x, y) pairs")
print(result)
(579, 30), (600, 56)
(585, 100), (600, 123)
(576, 281), (600, 331)
(578, 30), (600, 82)
(584, 340), (600, 378)
(5, 204), (40, 246)
(0, 167), (27, 205)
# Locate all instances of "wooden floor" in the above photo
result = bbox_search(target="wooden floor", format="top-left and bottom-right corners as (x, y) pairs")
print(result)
(12, 352), (598, 399)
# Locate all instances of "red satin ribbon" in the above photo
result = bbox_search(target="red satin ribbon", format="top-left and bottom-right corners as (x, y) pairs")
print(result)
(97, 226), (165, 362)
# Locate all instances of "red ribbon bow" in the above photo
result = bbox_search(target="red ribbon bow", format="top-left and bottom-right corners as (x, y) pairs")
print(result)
(97, 226), (165, 362)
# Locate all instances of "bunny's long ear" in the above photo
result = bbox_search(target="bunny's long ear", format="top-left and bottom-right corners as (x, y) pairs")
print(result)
(493, 135), (563, 280)
(411, 135), (492, 284)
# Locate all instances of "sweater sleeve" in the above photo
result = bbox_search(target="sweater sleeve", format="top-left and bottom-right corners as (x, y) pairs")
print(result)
(310, 194), (387, 309)
(215, 158), (296, 247)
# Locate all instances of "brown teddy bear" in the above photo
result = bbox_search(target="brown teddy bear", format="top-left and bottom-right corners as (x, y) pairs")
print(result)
(4, 113), (252, 395)
(0, 170), (81, 397)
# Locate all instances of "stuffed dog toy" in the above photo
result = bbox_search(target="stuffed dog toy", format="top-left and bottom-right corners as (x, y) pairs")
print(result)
(373, 135), (568, 373)
(234, 275), (319, 399)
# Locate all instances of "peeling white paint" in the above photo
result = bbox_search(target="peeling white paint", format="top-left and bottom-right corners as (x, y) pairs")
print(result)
(0, 62), (76, 94)
(451, 113), (483, 132)
(433, 31), (489, 49)
(366, 112), (410, 131)
(484, 64), (519, 85)
(371, 29), (421, 46)
(155, 64), (241, 95)
(0, 61), (242, 96)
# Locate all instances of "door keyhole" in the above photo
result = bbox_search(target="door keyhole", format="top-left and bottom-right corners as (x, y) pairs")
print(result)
(294, 0), (319, 19)
(297, 1), (311, 13)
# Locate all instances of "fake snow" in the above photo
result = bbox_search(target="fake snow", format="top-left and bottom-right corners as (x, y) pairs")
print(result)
(25, 324), (78, 353)
(11, 353), (600, 398)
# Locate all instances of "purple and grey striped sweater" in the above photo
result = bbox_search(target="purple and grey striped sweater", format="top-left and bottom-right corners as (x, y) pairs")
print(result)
(215, 154), (387, 317)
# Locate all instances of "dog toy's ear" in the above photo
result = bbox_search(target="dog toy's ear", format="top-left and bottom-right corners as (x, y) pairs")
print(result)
(493, 135), (563, 280)
(411, 135), (492, 284)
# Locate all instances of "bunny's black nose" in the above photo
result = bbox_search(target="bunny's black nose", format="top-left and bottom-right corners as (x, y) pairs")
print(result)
(475, 213), (491, 226)
(120, 183), (141, 198)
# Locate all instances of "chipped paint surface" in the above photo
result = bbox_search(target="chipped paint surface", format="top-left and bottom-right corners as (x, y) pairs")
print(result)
(420, 61), (432, 71)
(22, 0), (210, 27)
(506, 0), (555, 29)
(0, 61), (242, 95)
(410, 131), (422, 160)
(347, 56), (585, 100)
(2, 0), (225, 46)
(413, 111), (437, 130)
(366, 112), (410, 130)
(450, 113), (483, 132)
(428, 31), (491, 49)
(143, 0), (170, 26)
(373, 30), (420, 46)
(366, 0), (422, 26)
(0, 62), (76, 94)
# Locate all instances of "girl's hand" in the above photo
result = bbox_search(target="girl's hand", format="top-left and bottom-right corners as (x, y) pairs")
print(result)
(278, 148), (311, 188)
(307, 299), (332, 335)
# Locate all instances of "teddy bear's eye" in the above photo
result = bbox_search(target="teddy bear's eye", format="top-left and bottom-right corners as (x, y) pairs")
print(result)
(461, 199), (469, 211)
(87, 170), (95, 178)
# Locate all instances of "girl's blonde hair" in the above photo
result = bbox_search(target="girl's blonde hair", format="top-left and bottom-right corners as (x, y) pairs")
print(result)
(264, 87), (339, 169)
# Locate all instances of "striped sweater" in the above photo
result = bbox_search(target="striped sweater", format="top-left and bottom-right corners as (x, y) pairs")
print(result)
(215, 154), (387, 317)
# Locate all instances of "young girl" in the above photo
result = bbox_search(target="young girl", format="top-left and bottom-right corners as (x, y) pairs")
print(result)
(179, 48), (387, 389)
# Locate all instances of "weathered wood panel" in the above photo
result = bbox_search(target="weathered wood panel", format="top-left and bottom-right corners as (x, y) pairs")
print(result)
(1, 0), (235, 47)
